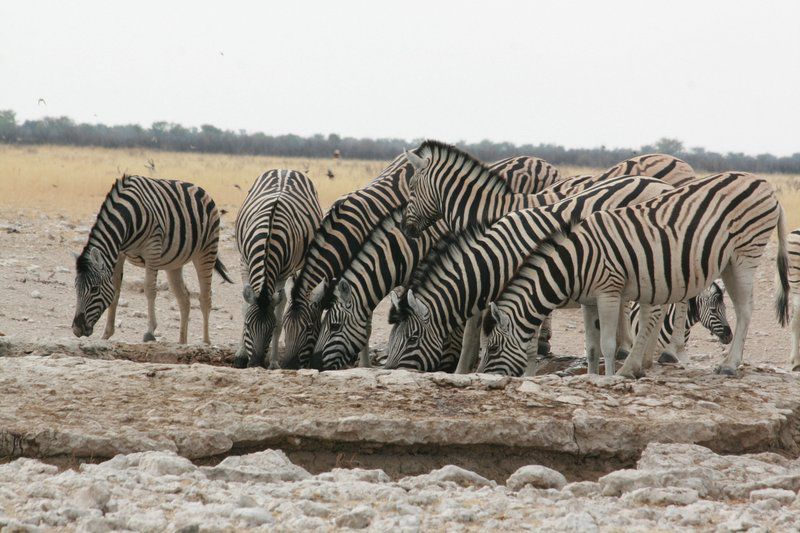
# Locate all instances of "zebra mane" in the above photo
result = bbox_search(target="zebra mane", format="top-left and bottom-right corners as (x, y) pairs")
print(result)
(405, 222), (491, 296)
(418, 140), (511, 192)
(77, 176), (132, 272)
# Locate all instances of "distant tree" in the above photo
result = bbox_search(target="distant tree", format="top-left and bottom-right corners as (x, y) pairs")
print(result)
(653, 137), (684, 155)
(0, 109), (16, 141)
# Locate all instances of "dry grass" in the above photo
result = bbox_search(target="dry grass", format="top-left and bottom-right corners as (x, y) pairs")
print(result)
(1, 144), (799, 229)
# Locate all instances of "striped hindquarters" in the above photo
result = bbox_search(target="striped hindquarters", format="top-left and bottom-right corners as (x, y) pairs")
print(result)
(597, 153), (696, 188)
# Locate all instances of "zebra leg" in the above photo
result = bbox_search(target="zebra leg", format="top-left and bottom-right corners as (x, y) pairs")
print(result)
(790, 294), (800, 371)
(143, 267), (158, 342)
(269, 288), (287, 369)
(359, 322), (372, 368)
(102, 257), (125, 340)
(618, 303), (661, 379)
(597, 293), (621, 377)
(716, 265), (755, 376)
(615, 303), (633, 360)
(642, 305), (667, 369)
(582, 304), (601, 375)
(537, 316), (552, 356)
(659, 302), (687, 364)
(194, 257), (214, 344)
(166, 267), (191, 344)
(456, 312), (482, 374)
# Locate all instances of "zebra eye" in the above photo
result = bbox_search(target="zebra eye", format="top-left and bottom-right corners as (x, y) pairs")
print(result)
(330, 322), (342, 332)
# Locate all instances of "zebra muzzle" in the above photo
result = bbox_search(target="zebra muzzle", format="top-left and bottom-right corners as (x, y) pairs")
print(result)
(71, 313), (92, 337)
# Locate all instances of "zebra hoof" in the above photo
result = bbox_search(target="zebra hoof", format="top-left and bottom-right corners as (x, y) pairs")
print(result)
(658, 352), (679, 364)
(714, 365), (738, 377)
(233, 355), (248, 369)
(615, 348), (630, 361)
(143, 332), (156, 342)
(537, 341), (552, 356)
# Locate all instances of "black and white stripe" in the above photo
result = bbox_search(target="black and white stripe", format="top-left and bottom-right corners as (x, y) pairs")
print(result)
(480, 172), (788, 378)
(596, 153), (696, 188)
(383, 175), (674, 372)
(285, 153), (558, 369)
(72, 174), (232, 343)
(786, 229), (800, 371)
(234, 169), (322, 368)
(629, 281), (732, 362)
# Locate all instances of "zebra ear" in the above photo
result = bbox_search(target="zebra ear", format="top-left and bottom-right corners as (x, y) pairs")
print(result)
(406, 290), (430, 322)
(405, 149), (429, 172)
(389, 290), (402, 311)
(490, 303), (511, 332)
(335, 279), (352, 303)
(242, 284), (258, 304)
(310, 279), (328, 304)
(88, 248), (107, 271)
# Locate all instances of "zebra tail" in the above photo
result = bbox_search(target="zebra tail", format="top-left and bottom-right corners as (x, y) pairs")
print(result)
(214, 258), (234, 284)
(775, 205), (790, 327)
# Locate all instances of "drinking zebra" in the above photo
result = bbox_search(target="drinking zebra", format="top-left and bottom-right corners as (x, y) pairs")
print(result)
(283, 153), (559, 369)
(72, 174), (232, 344)
(630, 281), (732, 364)
(401, 142), (697, 357)
(479, 172), (788, 378)
(234, 169), (322, 368)
(383, 176), (674, 372)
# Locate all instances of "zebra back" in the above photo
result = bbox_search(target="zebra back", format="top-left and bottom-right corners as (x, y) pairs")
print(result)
(597, 153), (696, 188)
(235, 169), (322, 299)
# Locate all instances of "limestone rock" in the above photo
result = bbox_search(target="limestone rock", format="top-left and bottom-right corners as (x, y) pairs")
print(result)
(200, 449), (310, 483)
(506, 465), (567, 490)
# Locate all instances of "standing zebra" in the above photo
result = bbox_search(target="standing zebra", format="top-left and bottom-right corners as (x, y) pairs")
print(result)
(383, 176), (674, 372)
(479, 172), (788, 378)
(283, 153), (558, 369)
(786, 229), (800, 371)
(72, 174), (232, 344)
(596, 153), (696, 187)
(234, 169), (322, 368)
(629, 281), (732, 364)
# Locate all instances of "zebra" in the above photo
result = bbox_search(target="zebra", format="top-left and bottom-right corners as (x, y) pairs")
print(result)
(284, 153), (559, 369)
(478, 172), (789, 379)
(786, 229), (800, 371)
(72, 174), (232, 344)
(630, 281), (732, 364)
(401, 142), (697, 356)
(596, 153), (696, 188)
(234, 169), (322, 369)
(401, 142), (693, 238)
(383, 175), (674, 373)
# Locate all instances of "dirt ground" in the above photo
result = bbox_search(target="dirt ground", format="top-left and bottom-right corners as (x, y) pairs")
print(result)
(0, 205), (792, 371)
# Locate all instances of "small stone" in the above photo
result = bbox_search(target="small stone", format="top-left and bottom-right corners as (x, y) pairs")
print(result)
(334, 505), (375, 529)
(30, 290), (42, 299)
(231, 508), (274, 527)
(400, 465), (493, 489)
(750, 488), (797, 505)
(622, 487), (699, 506)
(507, 465), (567, 490)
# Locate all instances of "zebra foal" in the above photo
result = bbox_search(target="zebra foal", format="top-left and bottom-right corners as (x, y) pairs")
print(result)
(72, 174), (232, 344)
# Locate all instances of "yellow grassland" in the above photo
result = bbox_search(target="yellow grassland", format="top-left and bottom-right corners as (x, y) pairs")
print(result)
(1, 144), (798, 229)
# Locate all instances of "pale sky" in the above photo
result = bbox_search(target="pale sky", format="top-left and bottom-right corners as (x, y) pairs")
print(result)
(1, 1), (798, 156)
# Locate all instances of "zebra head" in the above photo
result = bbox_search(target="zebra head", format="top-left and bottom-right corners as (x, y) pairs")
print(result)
(281, 280), (328, 369)
(402, 147), (438, 238)
(384, 289), (444, 371)
(694, 281), (733, 344)
(478, 303), (530, 376)
(72, 247), (115, 337)
(311, 279), (369, 370)
(239, 284), (279, 368)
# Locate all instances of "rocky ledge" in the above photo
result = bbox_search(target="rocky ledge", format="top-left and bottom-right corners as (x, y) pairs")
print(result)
(1, 443), (800, 531)
(1, 351), (799, 481)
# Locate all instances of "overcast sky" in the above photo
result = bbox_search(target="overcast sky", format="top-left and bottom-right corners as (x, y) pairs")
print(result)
(1, 1), (798, 155)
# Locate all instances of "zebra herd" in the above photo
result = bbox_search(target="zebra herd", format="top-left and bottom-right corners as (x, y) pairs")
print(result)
(70, 143), (800, 378)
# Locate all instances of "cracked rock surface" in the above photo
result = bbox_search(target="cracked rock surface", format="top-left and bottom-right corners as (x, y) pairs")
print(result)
(1, 443), (800, 531)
